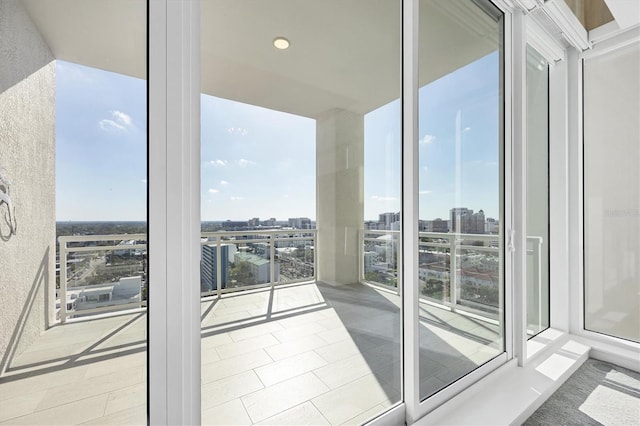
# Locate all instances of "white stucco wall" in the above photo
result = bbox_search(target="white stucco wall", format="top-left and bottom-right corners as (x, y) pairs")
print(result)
(0, 0), (56, 372)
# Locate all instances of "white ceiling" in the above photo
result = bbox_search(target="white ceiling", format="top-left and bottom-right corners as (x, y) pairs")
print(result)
(22, 0), (499, 118)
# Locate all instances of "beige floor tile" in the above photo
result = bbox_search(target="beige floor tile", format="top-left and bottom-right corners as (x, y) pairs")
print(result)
(0, 390), (46, 422)
(215, 334), (279, 359)
(202, 398), (252, 426)
(316, 327), (352, 345)
(271, 322), (328, 343)
(242, 373), (329, 423)
(104, 382), (146, 415)
(203, 310), (257, 329)
(312, 354), (376, 389)
(36, 366), (143, 411)
(201, 350), (272, 384)
(0, 365), (88, 401)
(201, 345), (222, 365)
(265, 335), (328, 361)
(276, 310), (329, 329)
(83, 351), (146, 379)
(314, 339), (361, 364)
(1, 394), (108, 425)
(229, 321), (285, 342)
(339, 403), (389, 426)
(201, 332), (234, 349)
(201, 370), (264, 410)
(312, 374), (393, 425)
(255, 351), (327, 387)
(80, 403), (146, 425)
(257, 401), (330, 425)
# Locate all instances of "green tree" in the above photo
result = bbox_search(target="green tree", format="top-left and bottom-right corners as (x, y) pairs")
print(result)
(230, 261), (253, 286)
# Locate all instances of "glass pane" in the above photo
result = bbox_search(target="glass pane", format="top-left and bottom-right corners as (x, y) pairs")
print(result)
(584, 42), (640, 343)
(526, 45), (550, 337)
(418, 0), (504, 400)
(200, 1), (402, 424)
(0, 1), (147, 424)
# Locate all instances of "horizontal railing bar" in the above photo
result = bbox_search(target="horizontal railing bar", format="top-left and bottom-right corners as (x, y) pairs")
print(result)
(63, 244), (147, 253)
(63, 302), (143, 317)
(201, 229), (317, 237)
(59, 234), (147, 243)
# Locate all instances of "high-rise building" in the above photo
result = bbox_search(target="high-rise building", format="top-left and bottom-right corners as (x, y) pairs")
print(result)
(201, 244), (230, 291)
(450, 208), (485, 234)
(288, 217), (312, 229)
(378, 212), (400, 229)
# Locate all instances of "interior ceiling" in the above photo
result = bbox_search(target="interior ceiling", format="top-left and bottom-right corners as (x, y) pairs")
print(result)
(21, 0), (498, 119)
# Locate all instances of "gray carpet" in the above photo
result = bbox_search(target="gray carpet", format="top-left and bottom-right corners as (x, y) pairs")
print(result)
(524, 359), (640, 425)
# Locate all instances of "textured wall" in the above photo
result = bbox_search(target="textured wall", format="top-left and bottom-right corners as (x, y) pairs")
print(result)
(0, 0), (56, 372)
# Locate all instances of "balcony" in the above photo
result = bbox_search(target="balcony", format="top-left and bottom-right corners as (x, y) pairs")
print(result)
(0, 229), (515, 425)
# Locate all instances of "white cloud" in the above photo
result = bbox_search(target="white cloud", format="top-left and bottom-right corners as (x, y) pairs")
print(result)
(230, 196), (244, 201)
(99, 110), (133, 133)
(208, 188), (219, 194)
(419, 190), (432, 195)
(99, 119), (126, 132)
(141, 179), (148, 183)
(220, 180), (229, 185)
(371, 195), (398, 201)
(112, 110), (132, 127)
(210, 159), (228, 167)
(227, 127), (248, 136)
(420, 134), (436, 145)
(237, 159), (256, 167)
(463, 127), (471, 133)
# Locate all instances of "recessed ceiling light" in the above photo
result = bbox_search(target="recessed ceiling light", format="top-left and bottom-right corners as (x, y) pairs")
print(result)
(273, 37), (290, 50)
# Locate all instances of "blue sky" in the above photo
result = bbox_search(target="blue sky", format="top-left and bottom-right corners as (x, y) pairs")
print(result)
(56, 61), (147, 221)
(56, 51), (499, 222)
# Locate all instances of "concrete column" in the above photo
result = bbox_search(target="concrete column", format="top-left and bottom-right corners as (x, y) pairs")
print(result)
(316, 108), (364, 286)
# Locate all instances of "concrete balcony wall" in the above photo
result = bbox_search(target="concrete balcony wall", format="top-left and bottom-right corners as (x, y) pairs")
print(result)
(0, 0), (55, 373)
(316, 109), (364, 286)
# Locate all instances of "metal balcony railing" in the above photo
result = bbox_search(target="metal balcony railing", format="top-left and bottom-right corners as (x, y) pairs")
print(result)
(57, 228), (541, 325)
(57, 230), (317, 323)
(361, 230), (544, 322)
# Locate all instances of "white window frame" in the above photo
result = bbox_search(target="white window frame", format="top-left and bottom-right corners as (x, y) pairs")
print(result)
(568, 26), (640, 370)
(148, 0), (202, 424)
(403, 0), (514, 422)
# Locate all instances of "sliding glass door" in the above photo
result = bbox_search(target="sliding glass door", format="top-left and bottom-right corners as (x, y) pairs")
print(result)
(199, 2), (402, 424)
(416, 0), (505, 402)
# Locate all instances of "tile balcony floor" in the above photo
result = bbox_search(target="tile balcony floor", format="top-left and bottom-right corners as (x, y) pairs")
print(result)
(0, 282), (501, 425)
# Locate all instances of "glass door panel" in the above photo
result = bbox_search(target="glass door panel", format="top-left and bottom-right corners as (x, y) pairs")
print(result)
(200, 1), (402, 424)
(525, 45), (550, 338)
(584, 42), (640, 343)
(417, 0), (505, 400)
(0, 1), (147, 424)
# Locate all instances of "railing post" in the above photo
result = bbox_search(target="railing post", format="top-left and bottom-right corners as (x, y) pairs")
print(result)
(533, 237), (543, 331)
(358, 229), (363, 284)
(270, 233), (275, 286)
(450, 234), (458, 309)
(59, 238), (67, 323)
(216, 236), (221, 298)
(313, 231), (318, 282)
